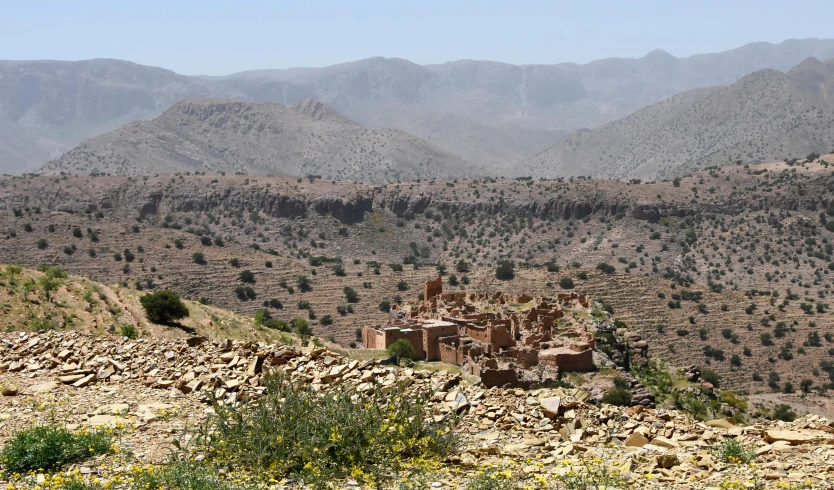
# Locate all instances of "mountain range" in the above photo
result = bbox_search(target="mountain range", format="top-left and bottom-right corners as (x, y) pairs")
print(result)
(3, 38), (834, 179)
(524, 57), (834, 180)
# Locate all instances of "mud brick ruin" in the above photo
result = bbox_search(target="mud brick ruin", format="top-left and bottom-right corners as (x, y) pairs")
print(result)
(362, 277), (601, 388)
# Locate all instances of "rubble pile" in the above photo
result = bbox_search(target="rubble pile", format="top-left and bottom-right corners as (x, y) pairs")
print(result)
(2, 331), (834, 488)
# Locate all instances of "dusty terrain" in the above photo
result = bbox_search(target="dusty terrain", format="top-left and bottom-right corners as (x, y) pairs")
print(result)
(3, 329), (834, 489)
(1, 155), (833, 395)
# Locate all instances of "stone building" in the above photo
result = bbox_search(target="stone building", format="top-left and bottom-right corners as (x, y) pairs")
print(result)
(361, 277), (602, 388)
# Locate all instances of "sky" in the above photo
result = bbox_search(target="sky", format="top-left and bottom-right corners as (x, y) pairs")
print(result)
(2, 0), (833, 76)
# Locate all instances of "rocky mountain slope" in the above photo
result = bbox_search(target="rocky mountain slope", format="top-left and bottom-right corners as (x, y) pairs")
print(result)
(40, 99), (482, 183)
(2, 329), (834, 488)
(525, 58), (834, 180)
(2, 155), (833, 397)
(3, 38), (834, 174)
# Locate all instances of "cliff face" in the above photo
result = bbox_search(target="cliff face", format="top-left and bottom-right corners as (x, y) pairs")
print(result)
(0, 172), (824, 227)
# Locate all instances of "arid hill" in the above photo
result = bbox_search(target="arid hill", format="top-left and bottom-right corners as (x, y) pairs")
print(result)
(40, 99), (482, 184)
(2, 155), (834, 398)
(524, 58), (834, 181)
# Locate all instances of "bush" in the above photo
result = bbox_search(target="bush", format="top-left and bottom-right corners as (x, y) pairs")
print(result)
(772, 404), (797, 422)
(0, 424), (112, 472)
(379, 300), (391, 313)
(596, 263), (616, 274)
(292, 317), (312, 337)
(559, 277), (575, 289)
(235, 285), (257, 301)
(140, 290), (189, 324)
(296, 275), (312, 292)
(120, 324), (138, 339)
(344, 286), (359, 303)
(700, 367), (721, 387)
(388, 338), (416, 362)
(320, 315), (333, 326)
(712, 438), (757, 465)
(130, 460), (246, 490)
(36, 238), (48, 249)
(495, 260), (515, 280)
(601, 387), (632, 406)
(239, 269), (256, 283)
(397, 280), (409, 291)
(192, 252), (206, 265)
(198, 374), (457, 486)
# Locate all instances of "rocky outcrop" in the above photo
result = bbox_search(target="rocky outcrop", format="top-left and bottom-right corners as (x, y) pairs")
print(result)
(312, 195), (373, 224)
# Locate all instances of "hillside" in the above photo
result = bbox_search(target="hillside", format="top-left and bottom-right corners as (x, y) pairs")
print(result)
(4, 329), (834, 488)
(0, 263), (286, 343)
(40, 99), (482, 184)
(4, 38), (834, 174)
(2, 155), (834, 399)
(525, 59), (834, 180)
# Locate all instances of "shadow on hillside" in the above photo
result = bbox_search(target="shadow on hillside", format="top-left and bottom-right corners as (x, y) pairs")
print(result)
(163, 322), (197, 335)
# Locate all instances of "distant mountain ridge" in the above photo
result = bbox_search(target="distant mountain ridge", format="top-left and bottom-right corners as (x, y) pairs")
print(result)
(524, 58), (834, 181)
(3, 38), (834, 174)
(41, 98), (482, 184)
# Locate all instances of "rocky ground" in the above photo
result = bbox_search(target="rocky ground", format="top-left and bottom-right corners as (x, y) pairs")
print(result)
(2, 331), (834, 489)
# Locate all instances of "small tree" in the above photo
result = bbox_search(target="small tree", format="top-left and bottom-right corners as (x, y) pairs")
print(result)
(140, 290), (189, 324)
(292, 317), (312, 338)
(772, 404), (797, 422)
(296, 275), (312, 292)
(37, 271), (63, 302)
(388, 339), (415, 363)
(596, 263), (616, 274)
(344, 286), (359, 303)
(239, 270), (256, 284)
(495, 260), (515, 280)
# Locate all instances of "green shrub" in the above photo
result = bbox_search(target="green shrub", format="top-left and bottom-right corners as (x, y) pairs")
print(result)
(292, 317), (312, 337)
(344, 286), (359, 303)
(0, 424), (112, 472)
(596, 262), (615, 274)
(495, 260), (515, 280)
(379, 300), (392, 313)
(238, 270), (256, 284)
(700, 367), (721, 387)
(559, 277), (575, 289)
(198, 374), (457, 486)
(712, 438), (757, 465)
(601, 387), (632, 406)
(120, 324), (138, 339)
(140, 290), (189, 324)
(130, 460), (255, 490)
(388, 338), (415, 362)
(772, 404), (797, 421)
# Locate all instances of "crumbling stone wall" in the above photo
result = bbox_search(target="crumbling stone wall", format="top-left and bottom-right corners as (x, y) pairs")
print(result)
(424, 276), (442, 301)
(361, 279), (612, 388)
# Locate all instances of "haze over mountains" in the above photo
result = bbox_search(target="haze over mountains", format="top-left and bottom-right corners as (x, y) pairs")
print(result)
(3, 38), (834, 180)
(526, 57), (834, 180)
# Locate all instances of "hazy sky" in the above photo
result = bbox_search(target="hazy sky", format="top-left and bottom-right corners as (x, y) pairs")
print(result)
(2, 0), (833, 75)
